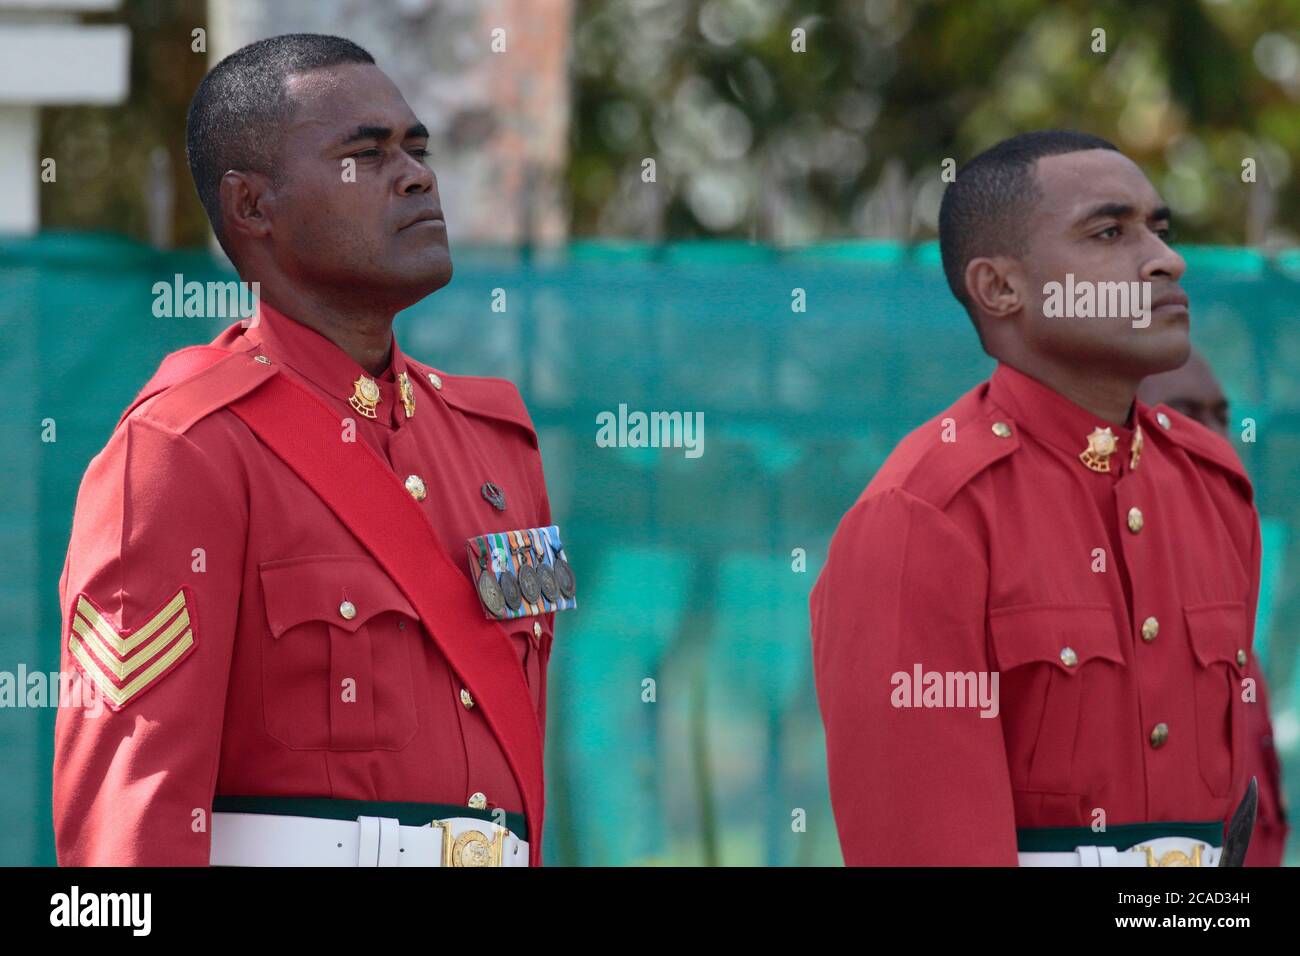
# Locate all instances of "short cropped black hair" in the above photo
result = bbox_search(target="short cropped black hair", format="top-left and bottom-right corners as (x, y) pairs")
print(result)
(938, 130), (1119, 327)
(186, 33), (374, 255)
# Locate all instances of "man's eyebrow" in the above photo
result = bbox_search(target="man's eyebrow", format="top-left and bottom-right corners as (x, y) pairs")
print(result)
(1074, 202), (1173, 226)
(339, 123), (429, 146)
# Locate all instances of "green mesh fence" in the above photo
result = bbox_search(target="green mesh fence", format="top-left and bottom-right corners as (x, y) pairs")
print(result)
(2, 232), (1297, 866)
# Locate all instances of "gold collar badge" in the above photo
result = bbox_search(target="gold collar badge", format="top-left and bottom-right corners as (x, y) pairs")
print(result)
(349, 375), (381, 419)
(1079, 426), (1117, 473)
(398, 371), (416, 419)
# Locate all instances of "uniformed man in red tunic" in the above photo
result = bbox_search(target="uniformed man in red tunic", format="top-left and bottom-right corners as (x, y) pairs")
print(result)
(811, 130), (1262, 866)
(1139, 350), (1289, 866)
(53, 34), (571, 866)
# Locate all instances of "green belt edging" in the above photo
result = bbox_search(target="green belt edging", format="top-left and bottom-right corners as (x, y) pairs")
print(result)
(1017, 821), (1222, 852)
(212, 795), (527, 841)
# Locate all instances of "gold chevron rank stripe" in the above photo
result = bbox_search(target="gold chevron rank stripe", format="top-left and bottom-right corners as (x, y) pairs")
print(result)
(67, 588), (197, 710)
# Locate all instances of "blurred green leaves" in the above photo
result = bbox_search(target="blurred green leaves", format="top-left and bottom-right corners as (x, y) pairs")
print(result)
(570, 0), (1300, 247)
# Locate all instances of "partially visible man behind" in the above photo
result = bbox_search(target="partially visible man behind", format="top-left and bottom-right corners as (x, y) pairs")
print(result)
(812, 130), (1263, 866)
(1139, 350), (1290, 866)
(53, 34), (567, 866)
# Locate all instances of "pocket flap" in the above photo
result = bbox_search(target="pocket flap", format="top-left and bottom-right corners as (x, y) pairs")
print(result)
(259, 554), (416, 638)
(988, 604), (1124, 674)
(1184, 602), (1249, 675)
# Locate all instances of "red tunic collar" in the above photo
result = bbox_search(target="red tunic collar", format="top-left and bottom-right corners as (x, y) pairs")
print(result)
(244, 302), (413, 429)
(988, 362), (1145, 475)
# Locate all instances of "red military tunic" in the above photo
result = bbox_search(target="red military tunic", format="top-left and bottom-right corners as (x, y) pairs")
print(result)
(53, 303), (554, 865)
(811, 362), (1261, 865)
(1242, 660), (1289, 866)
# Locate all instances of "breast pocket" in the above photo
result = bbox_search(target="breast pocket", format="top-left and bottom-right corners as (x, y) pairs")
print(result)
(259, 554), (419, 751)
(988, 604), (1126, 794)
(1185, 602), (1250, 798)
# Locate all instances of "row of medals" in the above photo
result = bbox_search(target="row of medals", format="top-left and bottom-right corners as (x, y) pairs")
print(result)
(478, 539), (576, 619)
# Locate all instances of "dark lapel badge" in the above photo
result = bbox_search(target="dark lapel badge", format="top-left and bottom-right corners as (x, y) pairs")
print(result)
(482, 481), (506, 511)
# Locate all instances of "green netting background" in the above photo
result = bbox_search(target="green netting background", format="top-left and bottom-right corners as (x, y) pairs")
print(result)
(2, 233), (1297, 866)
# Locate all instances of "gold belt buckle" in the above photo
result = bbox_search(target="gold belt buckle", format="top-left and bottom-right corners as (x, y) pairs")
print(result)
(1136, 844), (1204, 867)
(432, 819), (508, 867)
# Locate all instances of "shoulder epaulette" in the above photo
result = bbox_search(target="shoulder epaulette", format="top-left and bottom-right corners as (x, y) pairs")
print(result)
(1143, 403), (1253, 504)
(880, 389), (1020, 511)
(407, 358), (538, 448)
(126, 346), (278, 436)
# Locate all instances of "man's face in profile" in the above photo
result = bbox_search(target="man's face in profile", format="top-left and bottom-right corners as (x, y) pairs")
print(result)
(264, 61), (452, 303)
(1013, 149), (1191, 378)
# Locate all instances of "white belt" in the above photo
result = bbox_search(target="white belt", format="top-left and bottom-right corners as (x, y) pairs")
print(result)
(1019, 836), (1220, 867)
(210, 812), (530, 867)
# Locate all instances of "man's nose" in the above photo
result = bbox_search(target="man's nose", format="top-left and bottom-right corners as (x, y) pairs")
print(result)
(397, 158), (433, 195)
(1141, 233), (1186, 283)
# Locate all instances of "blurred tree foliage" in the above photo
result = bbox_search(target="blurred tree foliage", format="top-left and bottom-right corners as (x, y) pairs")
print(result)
(39, 0), (209, 248)
(35, 0), (1300, 249)
(569, 0), (1300, 246)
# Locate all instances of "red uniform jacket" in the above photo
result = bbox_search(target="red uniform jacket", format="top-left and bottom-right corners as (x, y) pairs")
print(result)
(811, 362), (1265, 865)
(1242, 661), (1289, 866)
(53, 303), (554, 865)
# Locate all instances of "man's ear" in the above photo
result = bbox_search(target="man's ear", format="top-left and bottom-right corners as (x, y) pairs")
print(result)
(964, 255), (1024, 321)
(218, 169), (275, 246)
